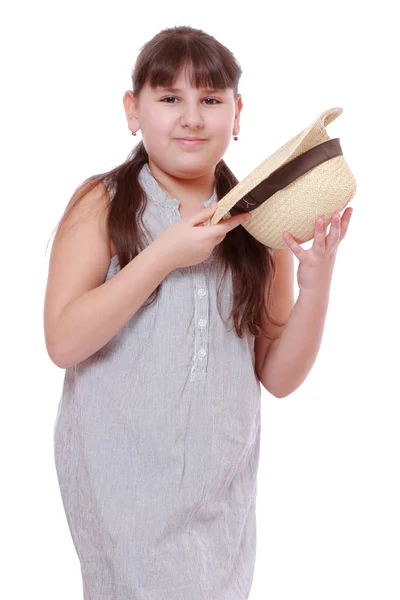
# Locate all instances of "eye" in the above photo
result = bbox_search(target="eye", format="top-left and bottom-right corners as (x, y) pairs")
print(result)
(160, 96), (221, 105)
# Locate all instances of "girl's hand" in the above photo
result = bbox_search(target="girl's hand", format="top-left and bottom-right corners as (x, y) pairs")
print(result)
(282, 208), (353, 293)
(155, 202), (252, 270)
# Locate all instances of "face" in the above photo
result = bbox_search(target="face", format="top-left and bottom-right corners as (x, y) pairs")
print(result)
(123, 64), (242, 179)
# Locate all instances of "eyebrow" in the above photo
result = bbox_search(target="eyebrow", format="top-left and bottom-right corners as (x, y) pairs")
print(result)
(155, 86), (224, 93)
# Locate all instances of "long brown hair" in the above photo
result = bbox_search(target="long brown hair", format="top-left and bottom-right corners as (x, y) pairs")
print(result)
(48, 25), (286, 339)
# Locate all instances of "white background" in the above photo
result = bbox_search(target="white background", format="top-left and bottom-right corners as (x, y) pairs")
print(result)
(2, 1), (399, 598)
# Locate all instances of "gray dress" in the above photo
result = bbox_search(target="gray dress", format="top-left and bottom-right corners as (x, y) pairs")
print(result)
(54, 162), (262, 600)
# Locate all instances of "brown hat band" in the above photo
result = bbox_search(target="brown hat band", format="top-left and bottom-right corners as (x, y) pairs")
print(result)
(229, 138), (343, 216)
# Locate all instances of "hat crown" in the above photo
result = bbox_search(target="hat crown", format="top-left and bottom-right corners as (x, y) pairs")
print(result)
(211, 106), (356, 248)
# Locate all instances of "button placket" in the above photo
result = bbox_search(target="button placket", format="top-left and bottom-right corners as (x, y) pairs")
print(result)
(190, 265), (209, 382)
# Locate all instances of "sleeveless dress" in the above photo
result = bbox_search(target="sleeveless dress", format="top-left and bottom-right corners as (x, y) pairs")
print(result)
(53, 162), (262, 600)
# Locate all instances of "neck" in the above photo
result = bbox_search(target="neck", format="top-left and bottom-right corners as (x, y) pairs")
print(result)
(147, 159), (215, 205)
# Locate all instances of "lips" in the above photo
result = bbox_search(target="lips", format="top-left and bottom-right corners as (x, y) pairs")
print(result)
(174, 138), (207, 147)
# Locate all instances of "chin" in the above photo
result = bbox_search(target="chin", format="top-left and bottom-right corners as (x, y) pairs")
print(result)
(169, 162), (210, 178)
(180, 155), (220, 171)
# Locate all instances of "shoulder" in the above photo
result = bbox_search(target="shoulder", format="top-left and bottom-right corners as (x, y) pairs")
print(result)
(56, 177), (111, 239)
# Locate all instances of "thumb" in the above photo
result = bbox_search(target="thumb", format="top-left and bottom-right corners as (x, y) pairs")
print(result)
(190, 201), (218, 226)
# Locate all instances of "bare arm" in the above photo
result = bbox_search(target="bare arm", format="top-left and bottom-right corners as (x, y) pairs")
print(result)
(259, 287), (330, 398)
(259, 207), (353, 398)
(44, 184), (248, 370)
(46, 239), (172, 369)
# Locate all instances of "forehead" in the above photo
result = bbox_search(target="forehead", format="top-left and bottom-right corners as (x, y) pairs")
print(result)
(152, 84), (227, 94)
(143, 62), (233, 95)
(163, 65), (222, 88)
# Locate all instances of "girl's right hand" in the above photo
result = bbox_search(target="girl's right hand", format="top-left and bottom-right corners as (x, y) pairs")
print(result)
(155, 202), (252, 270)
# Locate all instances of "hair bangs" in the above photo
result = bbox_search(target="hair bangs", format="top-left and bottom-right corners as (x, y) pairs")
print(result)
(142, 36), (238, 93)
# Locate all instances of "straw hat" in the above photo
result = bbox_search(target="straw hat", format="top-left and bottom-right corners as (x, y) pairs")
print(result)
(211, 107), (357, 249)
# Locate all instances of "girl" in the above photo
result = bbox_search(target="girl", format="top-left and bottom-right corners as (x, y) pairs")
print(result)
(44, 25), (352, 600)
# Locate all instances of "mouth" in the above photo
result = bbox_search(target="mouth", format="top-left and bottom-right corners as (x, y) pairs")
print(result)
(174, 138), (207, 146)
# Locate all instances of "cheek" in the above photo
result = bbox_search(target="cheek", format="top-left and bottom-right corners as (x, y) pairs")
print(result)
(210, 113), (233, 137)
(142, 118), (171, 146)
(211, 122), (232, 149)
(141, 109), (171, 132)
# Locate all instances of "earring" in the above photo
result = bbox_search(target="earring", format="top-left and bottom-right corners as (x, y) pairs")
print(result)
(131, 130), (137, 136)
(233, 134), (238, 141)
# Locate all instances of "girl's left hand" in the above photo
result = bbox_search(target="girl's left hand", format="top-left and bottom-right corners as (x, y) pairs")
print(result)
(282, 207), (353, 293)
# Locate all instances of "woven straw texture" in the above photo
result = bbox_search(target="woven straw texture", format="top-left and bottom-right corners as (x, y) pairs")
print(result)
(211, 107), (357, 248)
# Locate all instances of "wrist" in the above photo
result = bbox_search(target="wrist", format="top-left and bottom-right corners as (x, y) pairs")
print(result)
(150, 237), (178, 274)
(298, 284), (331, 304)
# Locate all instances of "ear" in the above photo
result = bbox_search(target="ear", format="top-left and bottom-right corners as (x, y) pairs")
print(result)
(234, 94), (243, 136)
(123, 91), (140, 134)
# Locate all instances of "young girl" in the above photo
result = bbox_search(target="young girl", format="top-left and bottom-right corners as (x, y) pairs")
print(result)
(44, 25), (352, 600)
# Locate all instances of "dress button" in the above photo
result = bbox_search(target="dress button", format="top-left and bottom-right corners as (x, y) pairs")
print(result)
(198, 318), (207, 327)
(198, 288), (207, 297)
(198, 348), (207, 357)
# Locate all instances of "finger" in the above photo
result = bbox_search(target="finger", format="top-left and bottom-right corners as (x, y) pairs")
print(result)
(191, 202), (218, 226)
(312, 216), (327, 254)
(325, 212), (342, 251)
(282, 231), (307, 260)
(214, 211), (252, 232)
(339, 208), (353, 242)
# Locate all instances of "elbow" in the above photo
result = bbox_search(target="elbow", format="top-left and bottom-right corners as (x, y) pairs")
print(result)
(47, 348), (68, 370)
(52, 357), (70, 370)
(267, 385), (294, 399)
(258, 361), (304, 399)
(44, 318), (79, 369)
(45, 338), (71, 370)
(271, 388), (295, 399)
(259, 376), (298, 399)
(45, 324), (67, 369)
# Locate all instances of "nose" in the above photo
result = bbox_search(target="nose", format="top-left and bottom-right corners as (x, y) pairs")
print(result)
(179, 101), (204, 130)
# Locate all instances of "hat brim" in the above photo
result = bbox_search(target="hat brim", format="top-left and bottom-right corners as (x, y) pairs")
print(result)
(210, 107), (345, 229)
